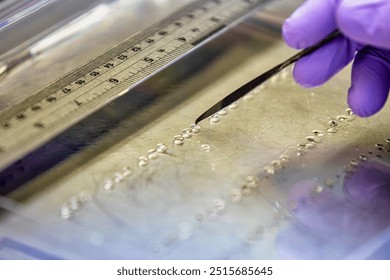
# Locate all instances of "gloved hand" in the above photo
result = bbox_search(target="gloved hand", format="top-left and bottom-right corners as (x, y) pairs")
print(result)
(282, 0), (390, 117)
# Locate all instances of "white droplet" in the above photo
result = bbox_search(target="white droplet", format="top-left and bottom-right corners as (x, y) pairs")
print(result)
(336, 115), (348, 121)
(346, 108), (354, 115)
(306, 135), (320, 143)
(344, 164), (354, 173)
(182, 132), (192, 139)
(280, 155), (289, 162)
(228, 102), (239, 110)
(148, 151), (159, 160)
(122, 166), (132, 177)
(264, 166), (275, 175)
(182, 128), (192, 139)
(271, 160), (282, 168)
(200, 144), (211, 152)
(312, 130), (324, 137)
(138, 156), (149, 167)
(314, 185), (323, 193)
(305, 143), (315, 149)
(173, 135), (184, 145)
(212, 198), (225, 212)
(280, 68), (289, 79)
(246, 175), (259, 189)
(156, 143), (168, 153)
(61, 204), (72, 219)
(359, 154), (368, 161)
(210, 114), (221, 124)
(244, 93), (254, 101)
(79, 191), (91, 203)
(270, 75), (278, 83)
(328, 120), (339, 127)
(230, 189), (242, 202)
(103, 178), (114, 190)
(324, 178), (334, 187)
(113, 172), (124, 183)
(69, 196), (81, 210)
(350, 159), (359, 166)
(190, 124), (201, 134)
(218, 108), (228, 116)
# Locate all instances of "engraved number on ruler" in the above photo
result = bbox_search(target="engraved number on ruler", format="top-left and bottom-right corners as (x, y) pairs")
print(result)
(0, 0), (267, 165)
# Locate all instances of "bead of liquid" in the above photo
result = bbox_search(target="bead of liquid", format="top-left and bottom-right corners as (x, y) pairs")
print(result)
(173, 135), (184, 146)
(61, 205), (72, 219)
(230, 189), (242, 202)
(200, 144), (211, 152)
(336, 115), (348, 121)
(376, 143), (385, 150)
(314, 185), (324, 193)
(328, 120), (339, 127)
(182, 128), (192, 139)
(148, 151), (159, 160)
(138, 156), (149, 167)
(228, 102), (239, 110)
(344, 164), (354, 173)
(312, 130), (324, 137)
(350, 159), (359, 167)
(359, 154), (368, 161)
(280, 155), (289, 162)
(246, 176), (259, 189)
(264, 166), (275, 175)
(306, 136), (320, 143)
(244, 93), (254, 101)
(78, 191), (91, 203)
(305, 143), (315, 149)
(240, 182), (251, 194)
(122, 166), (132, 177)
(280, 68), (289, 79)
(113, 172), (124, 183)
(327, 127), (337, 134)
(324, 178), (334, 187)
(212, 199), (225, 212)
(190, 124), (200, 134)
(218, 108), (228, 116)
(270, 74), (278, 83)
(156, 143), (168, 153)
(103, 178), (114, 190)
(271, 160), (282, 168)
(209, 114), (221, 124)
(346, 108), (354, 115)
(69, 196), (81, 210)
(182, 132), (192, 139)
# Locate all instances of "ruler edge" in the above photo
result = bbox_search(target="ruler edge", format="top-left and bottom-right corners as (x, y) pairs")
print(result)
(0, 0), (275, 172)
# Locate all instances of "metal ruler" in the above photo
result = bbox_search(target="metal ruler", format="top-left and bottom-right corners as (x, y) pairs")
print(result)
(0, 0), (271, 174)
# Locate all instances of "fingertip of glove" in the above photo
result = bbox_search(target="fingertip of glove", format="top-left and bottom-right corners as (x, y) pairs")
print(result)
(282, 19), (301, 49)
(292, 63), (322, 88)
(347, 87), (382, 117)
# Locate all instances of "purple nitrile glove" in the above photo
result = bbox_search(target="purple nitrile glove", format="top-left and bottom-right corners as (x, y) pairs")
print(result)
(282, 0), (390, 117)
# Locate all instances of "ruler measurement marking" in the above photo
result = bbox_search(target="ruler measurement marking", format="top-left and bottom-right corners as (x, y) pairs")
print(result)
(0, 0), (268, 168)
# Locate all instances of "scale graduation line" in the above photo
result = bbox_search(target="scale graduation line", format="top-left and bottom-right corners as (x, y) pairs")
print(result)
(0, 0), (272, 173)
